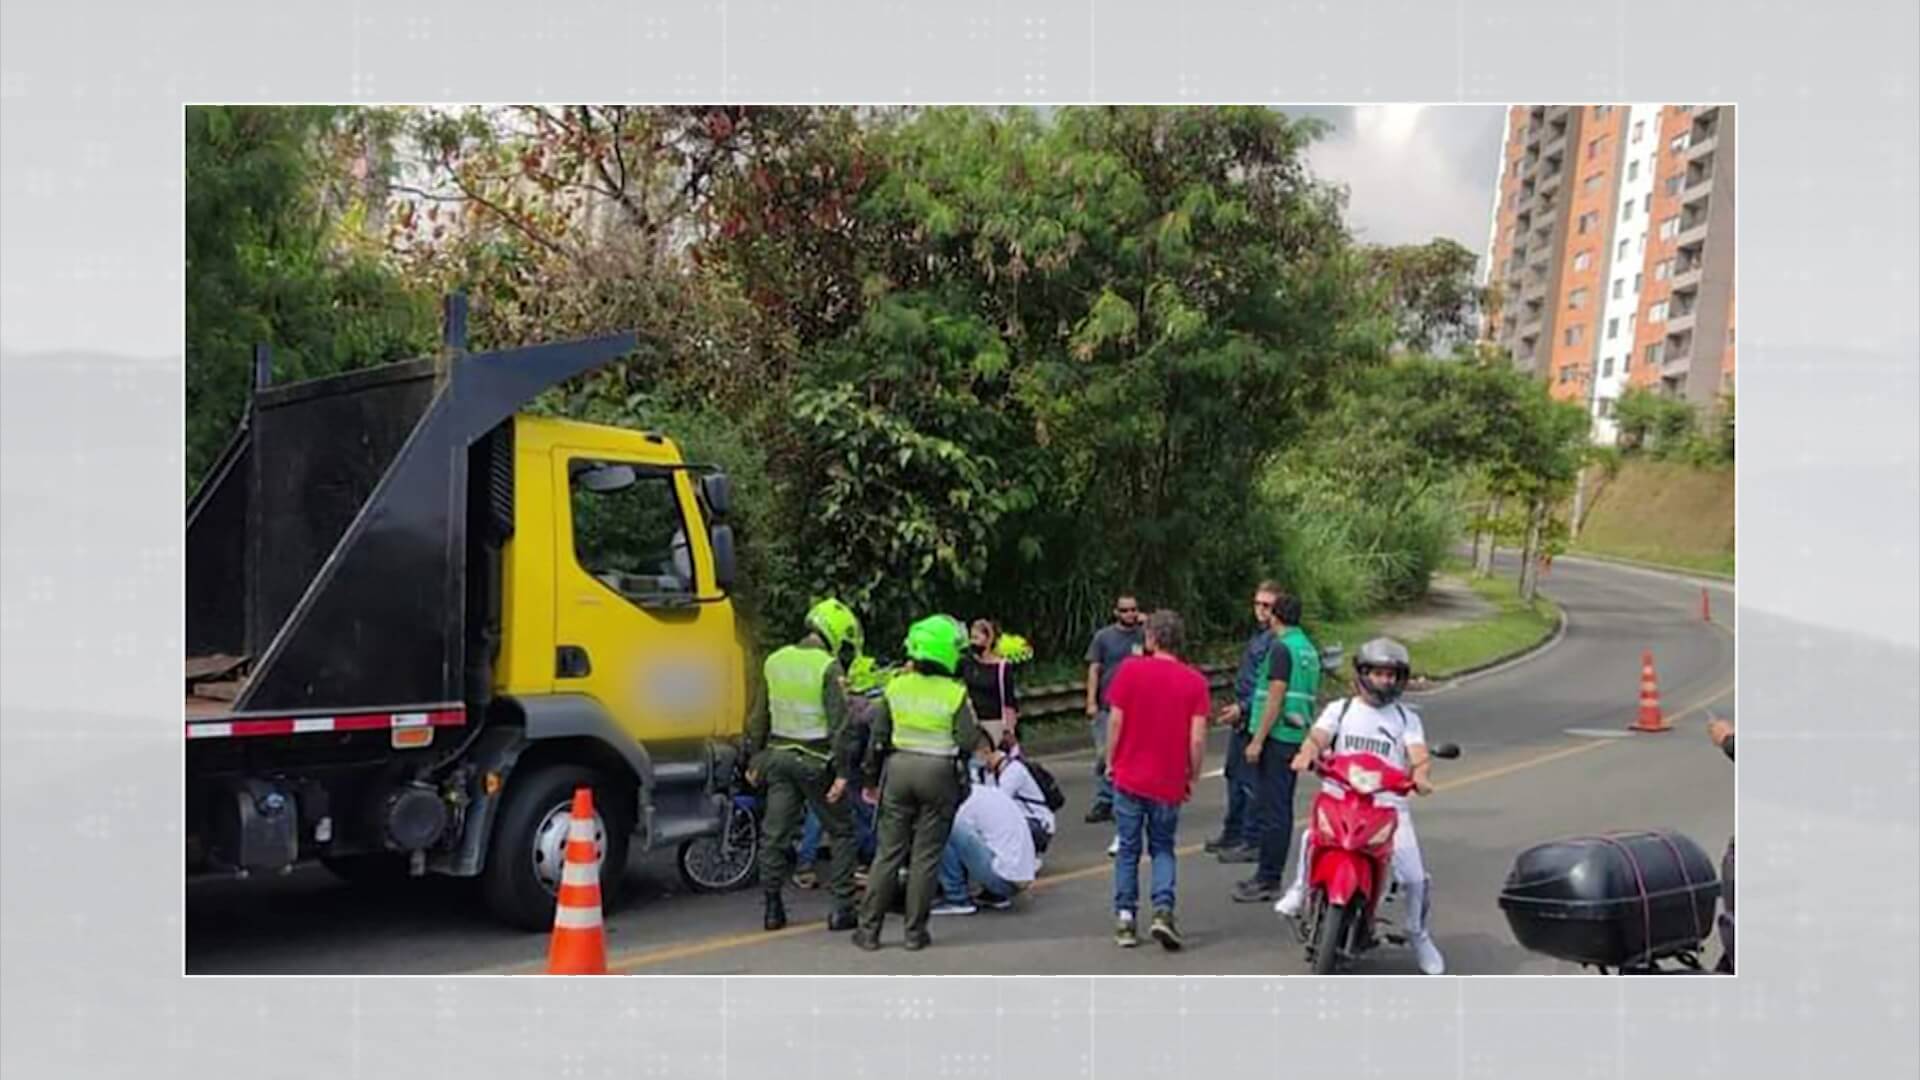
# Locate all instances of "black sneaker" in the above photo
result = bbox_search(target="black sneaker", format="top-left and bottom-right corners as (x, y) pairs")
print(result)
(1202, 834), (1233, 853)
(904, 930), (932, 951)
(1114, 913), (1139, 948)
(850, 928), (881, 951)
(976, 891), (1014, 911)
(1215, 844), (1258, 864)
(1232, 878), (1282, 903)
(826, 907), (858, 932)
(1084, 804), (1114, 824)
(1149, 909), (1184, 951)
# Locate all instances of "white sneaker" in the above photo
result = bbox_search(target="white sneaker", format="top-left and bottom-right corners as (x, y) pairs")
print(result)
(1412, 933), (1446, 975)
(931, 900), (978, 916)
(1274, 885), (1306, 918)
(1107, 836), (1120, 857)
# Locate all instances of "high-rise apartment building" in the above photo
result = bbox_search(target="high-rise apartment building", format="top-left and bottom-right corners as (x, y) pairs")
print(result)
(1483, 105), (1735, 443)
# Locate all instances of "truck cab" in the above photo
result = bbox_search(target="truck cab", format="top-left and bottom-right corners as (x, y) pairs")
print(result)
(186, 303), (749, 929)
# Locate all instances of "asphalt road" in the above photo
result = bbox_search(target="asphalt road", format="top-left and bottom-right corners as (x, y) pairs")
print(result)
(185, 555), (1735, 975)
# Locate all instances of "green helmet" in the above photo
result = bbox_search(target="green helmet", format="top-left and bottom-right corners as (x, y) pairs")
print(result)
(903, 614), (965, 675)
(804, 598), (862, 657)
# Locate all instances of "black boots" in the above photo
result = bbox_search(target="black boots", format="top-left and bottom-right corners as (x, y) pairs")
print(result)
(827, 906), (859, 932)
(763, 890), (788, 931)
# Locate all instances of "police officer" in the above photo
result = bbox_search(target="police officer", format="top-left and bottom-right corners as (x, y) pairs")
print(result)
(747, 598), (864, 933)
(851, 616), (979, 952)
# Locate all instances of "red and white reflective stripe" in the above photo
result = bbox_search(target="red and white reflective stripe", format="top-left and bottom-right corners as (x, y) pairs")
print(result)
(185, 708), (465, 740)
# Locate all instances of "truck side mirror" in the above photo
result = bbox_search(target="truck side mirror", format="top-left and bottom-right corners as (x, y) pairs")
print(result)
(700, 471), (733, 519)
(576, 463), (637, 494)
(708, 523), (737, 591)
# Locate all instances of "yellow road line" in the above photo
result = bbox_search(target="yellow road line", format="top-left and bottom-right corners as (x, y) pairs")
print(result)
(539, 732), (1680, 975)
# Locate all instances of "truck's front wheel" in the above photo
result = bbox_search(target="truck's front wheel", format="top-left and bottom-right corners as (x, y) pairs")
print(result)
(481, 764), (633, 932)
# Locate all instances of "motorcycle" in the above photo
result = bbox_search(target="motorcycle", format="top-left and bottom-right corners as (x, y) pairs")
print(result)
(676, 768), (763, 894)
(1290, 742), (1461, 974)
(677, 680), (888, 896)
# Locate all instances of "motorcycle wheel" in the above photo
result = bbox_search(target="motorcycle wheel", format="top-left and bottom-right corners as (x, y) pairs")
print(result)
(675, 801), (761, 894)
(1312, 897), (1352, 975)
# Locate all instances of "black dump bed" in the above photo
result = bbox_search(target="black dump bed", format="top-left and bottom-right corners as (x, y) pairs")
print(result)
(185, 301), (637, 718)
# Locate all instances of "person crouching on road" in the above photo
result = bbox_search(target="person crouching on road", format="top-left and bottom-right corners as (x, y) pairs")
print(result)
(747, 598), (866, 933)
(1277, 637), (1446, 975)
(852, 616), (980, 952)
(932, 743), (1038, 916)
(972, 728), (1056, 861)
(1105, 609), (1210, 951)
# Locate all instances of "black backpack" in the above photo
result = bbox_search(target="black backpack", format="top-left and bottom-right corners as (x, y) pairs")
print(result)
(1019, 758), (1069, 813)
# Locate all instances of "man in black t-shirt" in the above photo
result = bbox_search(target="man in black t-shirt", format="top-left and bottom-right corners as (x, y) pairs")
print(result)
(1082, 595), (1146, 823)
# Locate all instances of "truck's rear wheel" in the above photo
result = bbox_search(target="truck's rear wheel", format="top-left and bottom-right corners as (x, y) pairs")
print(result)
(481, 764), (633, 932)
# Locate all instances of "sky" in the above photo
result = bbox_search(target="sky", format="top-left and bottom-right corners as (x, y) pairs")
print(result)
(1289, 104), (1507, 262)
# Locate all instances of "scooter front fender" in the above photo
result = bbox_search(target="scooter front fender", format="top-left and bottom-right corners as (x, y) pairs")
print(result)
(1312, 849), (1374, 908)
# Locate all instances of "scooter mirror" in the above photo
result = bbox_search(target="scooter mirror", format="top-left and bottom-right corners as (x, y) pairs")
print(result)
(1430, 742), (1462, 760)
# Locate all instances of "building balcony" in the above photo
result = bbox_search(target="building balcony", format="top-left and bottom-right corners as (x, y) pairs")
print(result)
(1686, 133), (1718, 160)
(1538, 167), (1564, 194)
(1676, 221), (1711, 248)
(1666, 309), (1697, 336)
(1682, 175), (1714, 205)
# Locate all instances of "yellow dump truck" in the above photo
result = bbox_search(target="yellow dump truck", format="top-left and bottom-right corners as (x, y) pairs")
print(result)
(186, 297), (748, 929)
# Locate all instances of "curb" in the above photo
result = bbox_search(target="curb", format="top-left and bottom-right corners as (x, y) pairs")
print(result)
(1561, 550), (1735, 585)
(1407, 591), (1568, 697)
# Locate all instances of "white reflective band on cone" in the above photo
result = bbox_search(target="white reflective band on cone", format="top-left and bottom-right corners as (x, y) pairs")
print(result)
(553, 905), (602, 929)
(561, 862), (599, 886)
(568, 819), (597, 842)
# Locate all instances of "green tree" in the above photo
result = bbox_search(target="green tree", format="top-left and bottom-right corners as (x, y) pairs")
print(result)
(186, 106), (436, 490)
(1363, 238), (1484, 353)
(700, 106), (1387, 649)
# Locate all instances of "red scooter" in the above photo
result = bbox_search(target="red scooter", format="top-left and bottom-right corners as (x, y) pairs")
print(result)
(1294, 743), (1460, 974)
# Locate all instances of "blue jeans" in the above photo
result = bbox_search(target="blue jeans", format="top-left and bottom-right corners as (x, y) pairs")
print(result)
(940, 821), (1017, 903)
(1220, 725), (1258, 847)
(797, 798), (876, 868)
(1090, 709), (1116, 811)
(1112, 788), (1180, 916)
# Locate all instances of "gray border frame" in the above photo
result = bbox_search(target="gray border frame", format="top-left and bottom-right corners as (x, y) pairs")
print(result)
(5, 1), (1917, 1077)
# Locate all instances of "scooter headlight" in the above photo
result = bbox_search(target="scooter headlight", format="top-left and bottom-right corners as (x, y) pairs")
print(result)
(1347, 767), (1383, 795)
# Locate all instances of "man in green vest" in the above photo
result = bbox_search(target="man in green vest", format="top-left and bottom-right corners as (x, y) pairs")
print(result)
(851, 615), (979, 952)
(748, 598), (864, 933)
(1231, 585), (1322, 903)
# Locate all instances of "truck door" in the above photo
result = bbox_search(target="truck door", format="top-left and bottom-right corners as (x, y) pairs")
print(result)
(551, 452), (734, 743)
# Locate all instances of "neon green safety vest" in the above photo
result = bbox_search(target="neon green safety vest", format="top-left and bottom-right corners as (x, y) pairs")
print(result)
(884, 672), (966, 755)
(1248, 626), (1322, 743)
(765, 644), (834, 742)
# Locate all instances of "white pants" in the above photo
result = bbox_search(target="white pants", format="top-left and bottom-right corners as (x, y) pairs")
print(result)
(1287, 806), (1431, 939)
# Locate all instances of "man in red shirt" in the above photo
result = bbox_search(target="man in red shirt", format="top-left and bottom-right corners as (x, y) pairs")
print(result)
(1104, 609), (1210, 950)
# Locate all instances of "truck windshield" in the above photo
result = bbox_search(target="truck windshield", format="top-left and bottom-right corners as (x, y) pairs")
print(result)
(570, 463), (695, 606)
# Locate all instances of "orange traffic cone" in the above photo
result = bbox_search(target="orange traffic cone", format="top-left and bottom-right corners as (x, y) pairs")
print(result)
(1630, 650), (1670, 733)
(545, 786), (608, 974)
